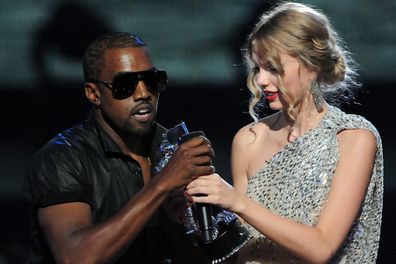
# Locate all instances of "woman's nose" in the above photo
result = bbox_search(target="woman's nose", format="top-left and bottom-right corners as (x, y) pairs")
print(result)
(255, 69), (271, 87)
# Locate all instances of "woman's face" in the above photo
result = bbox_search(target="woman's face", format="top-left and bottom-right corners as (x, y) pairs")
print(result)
(251, 44), (315, 111)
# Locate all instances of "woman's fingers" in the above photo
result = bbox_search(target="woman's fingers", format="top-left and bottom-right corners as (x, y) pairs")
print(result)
(190, 195), (213, 204)
(184, 173), (236, 208)
(187, 186), (213, 196)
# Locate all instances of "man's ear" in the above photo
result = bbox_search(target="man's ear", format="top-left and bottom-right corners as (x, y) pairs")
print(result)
(85, 82), (100, 106)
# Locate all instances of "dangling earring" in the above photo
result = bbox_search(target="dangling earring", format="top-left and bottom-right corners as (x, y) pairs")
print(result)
(311, 80), (324, 112)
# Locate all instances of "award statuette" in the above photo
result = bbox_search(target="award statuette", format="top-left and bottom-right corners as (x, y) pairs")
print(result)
(155, 122), (251, 263)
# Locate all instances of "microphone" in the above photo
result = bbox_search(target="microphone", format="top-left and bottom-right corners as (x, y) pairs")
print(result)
(194, 197), (214, 243)
(164, 122), (251, 262)
(179, 131), (214, 243)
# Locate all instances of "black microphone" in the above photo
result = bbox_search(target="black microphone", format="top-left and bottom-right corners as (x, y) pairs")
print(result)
(180, 131), (214, 243)
(194, 197), (214, 243)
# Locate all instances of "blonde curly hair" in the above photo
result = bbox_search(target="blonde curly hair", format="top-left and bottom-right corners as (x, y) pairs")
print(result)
(244, 2), (359, 121)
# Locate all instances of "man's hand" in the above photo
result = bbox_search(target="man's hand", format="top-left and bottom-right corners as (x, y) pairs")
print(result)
(162, 188), (192, 224)
(158, 135), (215, 192)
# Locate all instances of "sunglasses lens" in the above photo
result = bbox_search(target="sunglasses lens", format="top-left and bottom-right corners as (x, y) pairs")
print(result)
(145, 70), (167, 93)
(154, 70), (168, 92)
(112, 73), (138, 99)
(112, 69), (168, 99)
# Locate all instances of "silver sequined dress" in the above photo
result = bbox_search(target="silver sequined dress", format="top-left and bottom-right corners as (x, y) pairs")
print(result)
(235, 106), (383, 264)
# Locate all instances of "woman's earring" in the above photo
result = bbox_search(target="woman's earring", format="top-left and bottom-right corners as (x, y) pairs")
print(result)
(311, 80), (324, 112)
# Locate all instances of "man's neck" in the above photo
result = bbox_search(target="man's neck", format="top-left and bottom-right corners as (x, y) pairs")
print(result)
(92, 109), (150, 156)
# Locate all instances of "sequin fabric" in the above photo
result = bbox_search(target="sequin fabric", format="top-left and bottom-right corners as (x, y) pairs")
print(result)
(235, 106), (383, 264)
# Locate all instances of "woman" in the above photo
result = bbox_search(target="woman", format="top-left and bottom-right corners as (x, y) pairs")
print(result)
(186, 2), (383, 263)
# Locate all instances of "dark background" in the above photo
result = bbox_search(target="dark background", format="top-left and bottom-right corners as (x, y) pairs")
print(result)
(0, 1), (395, 263)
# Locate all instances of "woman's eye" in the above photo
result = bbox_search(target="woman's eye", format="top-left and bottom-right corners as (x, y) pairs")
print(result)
(266, 63), (278, 74)
(252, 66), (260, 73)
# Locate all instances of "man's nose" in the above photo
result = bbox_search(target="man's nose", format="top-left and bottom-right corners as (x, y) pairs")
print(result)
(133, 81), (150, 101)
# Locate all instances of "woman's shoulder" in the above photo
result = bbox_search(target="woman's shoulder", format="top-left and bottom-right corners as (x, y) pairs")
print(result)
(234, 111), (281, 145)
(327, 106), (381, 142)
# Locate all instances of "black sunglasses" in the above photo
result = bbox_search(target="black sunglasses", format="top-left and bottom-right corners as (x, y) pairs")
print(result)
(88, 68), (167, 99)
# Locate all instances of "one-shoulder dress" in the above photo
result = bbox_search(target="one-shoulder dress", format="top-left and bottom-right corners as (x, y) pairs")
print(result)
(235, 106), (383, 264)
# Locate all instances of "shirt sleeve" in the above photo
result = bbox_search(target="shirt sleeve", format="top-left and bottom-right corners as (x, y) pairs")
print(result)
(23, 142), (92, 208)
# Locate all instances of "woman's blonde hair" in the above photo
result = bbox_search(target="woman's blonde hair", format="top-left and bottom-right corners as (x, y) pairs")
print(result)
(244, 2), (359, 121)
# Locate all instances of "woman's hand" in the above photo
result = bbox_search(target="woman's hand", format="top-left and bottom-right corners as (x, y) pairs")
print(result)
(185, 173), (243, 213)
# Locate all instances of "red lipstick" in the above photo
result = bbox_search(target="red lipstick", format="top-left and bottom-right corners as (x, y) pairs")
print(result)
(264, 91), (278, 101)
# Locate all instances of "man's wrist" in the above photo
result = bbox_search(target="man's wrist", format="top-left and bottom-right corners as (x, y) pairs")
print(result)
(150, 172), (173, 195)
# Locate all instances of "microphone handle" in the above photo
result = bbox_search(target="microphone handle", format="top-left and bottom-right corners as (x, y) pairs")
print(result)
(195, 200), (214, 243)
(179, 131), (204, 144)
(179, 132), (214, 243)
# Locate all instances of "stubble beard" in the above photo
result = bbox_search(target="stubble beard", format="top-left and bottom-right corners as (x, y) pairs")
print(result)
(122, 112), (156, 138)
(124, 122), (154, 137)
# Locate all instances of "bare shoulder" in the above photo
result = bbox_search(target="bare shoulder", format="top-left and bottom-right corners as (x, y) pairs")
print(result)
(336, 128), (377, 165)
(234, 111), (281, 146)
(337, 128), (377, 149)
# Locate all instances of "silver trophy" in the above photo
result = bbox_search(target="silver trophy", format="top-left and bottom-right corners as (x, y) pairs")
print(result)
(155, 122), (251, 263)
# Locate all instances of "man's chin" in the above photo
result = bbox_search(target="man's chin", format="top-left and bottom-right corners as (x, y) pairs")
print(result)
(125, 122), (154, 137)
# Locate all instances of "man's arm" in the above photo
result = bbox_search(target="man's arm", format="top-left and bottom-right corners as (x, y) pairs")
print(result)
(38, 136), (215, 264)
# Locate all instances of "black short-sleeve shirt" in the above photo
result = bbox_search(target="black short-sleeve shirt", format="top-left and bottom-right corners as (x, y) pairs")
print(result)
(23, 114), (174, 263)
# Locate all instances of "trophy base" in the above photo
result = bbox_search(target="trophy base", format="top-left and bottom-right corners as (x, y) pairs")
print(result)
(198, 218), (251, 264)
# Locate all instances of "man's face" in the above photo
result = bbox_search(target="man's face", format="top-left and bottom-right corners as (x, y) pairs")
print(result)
(98, 47), (159, 137)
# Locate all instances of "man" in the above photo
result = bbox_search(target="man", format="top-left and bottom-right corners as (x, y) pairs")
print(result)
(23, 32), (214, 263)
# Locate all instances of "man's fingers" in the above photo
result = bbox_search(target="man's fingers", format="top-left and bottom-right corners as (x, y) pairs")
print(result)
(179, 136), (214, 154)
(179, 135), (207, 147)
(191, 155), (212, 166)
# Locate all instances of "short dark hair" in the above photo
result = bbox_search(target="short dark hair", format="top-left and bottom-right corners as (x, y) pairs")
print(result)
(83, 32), (146, 81)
